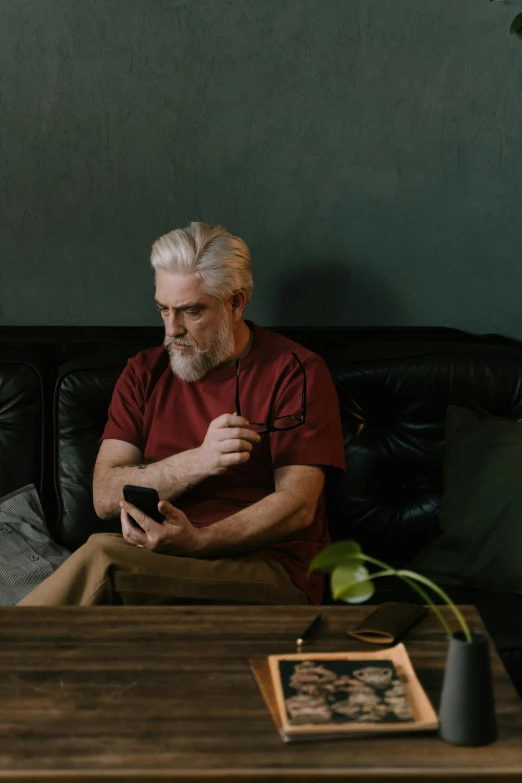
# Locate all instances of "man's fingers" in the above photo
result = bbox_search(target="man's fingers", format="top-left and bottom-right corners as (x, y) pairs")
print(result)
(157, 499), (183, 519)
(201, 414), (261, 477)
(213, 413), (251, 429)
(121, 507), (148, 546)
(220, 439), (254, 454)
(120, 502), (156, 533)
(220, 451), (251, 466)
(216, 427), (261, 444)
(157, 500), (190, 528)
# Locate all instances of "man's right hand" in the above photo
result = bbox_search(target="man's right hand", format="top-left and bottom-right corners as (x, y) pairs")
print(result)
(94, 416), (261, 520)
(197, 414), (261, 476)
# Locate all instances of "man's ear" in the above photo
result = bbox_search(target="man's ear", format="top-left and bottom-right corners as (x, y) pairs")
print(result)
(230, 290), (247, 320)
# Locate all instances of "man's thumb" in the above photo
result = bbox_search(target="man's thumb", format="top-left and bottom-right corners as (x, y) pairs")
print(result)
(158, 500), (175, 517)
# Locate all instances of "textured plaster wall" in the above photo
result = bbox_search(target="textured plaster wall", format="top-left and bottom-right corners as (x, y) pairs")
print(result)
(1, 0), (522, 332)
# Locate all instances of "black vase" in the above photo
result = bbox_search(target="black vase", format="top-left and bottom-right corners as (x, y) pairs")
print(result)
(438, 630), (497, 746)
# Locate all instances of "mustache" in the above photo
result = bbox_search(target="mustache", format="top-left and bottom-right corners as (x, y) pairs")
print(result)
(164, 336), (197, 348)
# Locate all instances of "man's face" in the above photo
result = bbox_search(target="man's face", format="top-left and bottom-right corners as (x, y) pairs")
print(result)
(155, 270), (236, 382)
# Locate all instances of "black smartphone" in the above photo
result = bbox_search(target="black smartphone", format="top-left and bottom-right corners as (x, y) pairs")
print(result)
(122, 485), (165, 524)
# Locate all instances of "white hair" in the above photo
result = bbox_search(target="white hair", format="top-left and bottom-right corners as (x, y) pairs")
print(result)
(150, 222), (253, 304)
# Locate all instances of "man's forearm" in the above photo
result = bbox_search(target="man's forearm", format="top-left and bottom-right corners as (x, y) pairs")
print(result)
(94, 449), (207, 519)
(193, 489), (316, 559)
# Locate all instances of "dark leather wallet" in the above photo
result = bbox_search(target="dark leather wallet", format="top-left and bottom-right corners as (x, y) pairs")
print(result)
(348, 602), (428, 644)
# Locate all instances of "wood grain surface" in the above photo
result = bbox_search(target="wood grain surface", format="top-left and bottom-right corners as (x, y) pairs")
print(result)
(0, 605), (520, 782)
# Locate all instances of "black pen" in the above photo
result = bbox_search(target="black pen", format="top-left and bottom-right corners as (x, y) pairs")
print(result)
(296, 613), (323, 648)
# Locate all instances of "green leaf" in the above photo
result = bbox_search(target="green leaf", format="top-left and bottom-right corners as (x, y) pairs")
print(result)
(510, 13), (522, 35)
(308, 541), (362, 574)
(331, 563), (375, 603)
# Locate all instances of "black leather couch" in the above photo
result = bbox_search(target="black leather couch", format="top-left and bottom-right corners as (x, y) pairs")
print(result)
(2, 325), (522, 698)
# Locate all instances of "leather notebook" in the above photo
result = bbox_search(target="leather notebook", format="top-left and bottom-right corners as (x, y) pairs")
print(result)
(348, 602), (428, 644)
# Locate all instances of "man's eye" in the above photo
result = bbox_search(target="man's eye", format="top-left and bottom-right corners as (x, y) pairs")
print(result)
(186, 310), (201, 317)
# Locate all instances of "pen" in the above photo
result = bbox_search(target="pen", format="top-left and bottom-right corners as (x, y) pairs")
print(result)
(296, 613), (323, 649)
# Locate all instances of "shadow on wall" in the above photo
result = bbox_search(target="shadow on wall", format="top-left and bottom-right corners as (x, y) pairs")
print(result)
(270, 258), (412, 326)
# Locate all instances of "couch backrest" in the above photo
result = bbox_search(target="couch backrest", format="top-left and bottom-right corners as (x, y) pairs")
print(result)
(53, 351), (141, 549)
(323, 340), (522, 565)
(49, 331), (522, 563)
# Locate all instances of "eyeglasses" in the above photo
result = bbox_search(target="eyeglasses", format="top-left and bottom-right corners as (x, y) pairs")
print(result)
(234, 351), (307, 434)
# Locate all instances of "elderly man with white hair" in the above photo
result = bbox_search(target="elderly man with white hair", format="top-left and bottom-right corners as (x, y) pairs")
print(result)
(19, 222), (345, 606)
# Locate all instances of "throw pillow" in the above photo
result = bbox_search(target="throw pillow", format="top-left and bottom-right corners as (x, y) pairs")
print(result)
(411, 405), (522, 594)
(0, 484), (70, 604)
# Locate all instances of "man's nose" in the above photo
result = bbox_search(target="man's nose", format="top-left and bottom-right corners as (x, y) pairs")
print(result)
(165, 314), (185, 338)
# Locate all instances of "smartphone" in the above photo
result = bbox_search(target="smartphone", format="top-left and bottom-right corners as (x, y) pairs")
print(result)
(122, 485), (165, 524)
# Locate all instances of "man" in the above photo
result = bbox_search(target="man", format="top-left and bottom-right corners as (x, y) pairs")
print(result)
(19, 222), (345, 606)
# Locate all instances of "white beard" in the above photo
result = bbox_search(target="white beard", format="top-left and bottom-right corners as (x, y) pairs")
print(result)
(164, 311), (236, 382)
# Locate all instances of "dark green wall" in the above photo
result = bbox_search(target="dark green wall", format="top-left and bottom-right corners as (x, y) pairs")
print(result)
(1, 0), (522, 332)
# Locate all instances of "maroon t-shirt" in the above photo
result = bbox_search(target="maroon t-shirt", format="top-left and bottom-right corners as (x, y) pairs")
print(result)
(101, 322), (346, 604)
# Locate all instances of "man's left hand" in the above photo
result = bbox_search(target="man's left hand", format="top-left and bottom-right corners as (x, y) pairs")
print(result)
(120, 500), (203, 555)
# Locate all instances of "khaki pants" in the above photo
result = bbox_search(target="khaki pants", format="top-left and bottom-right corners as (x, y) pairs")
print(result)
(18, 533), (310, 606)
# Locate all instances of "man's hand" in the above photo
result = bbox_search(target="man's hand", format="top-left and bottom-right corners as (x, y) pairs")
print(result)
(196, 413), (261, 476)
(120, 499), (204, 556)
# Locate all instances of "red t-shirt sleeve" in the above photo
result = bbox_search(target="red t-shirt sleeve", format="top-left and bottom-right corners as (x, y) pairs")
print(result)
(269, 353), (345, 473)
(100, 356), (146, 452)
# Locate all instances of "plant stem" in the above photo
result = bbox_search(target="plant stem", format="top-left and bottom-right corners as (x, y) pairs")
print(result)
(398, 570), (472, 642)
(336, 568), (452, 636)
(361, 553), (400, 571)
(400, 575), (452, 637)
(344, 553), (472, 642)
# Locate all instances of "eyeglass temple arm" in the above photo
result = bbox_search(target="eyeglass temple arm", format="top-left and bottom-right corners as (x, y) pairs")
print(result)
(235, 359), (242, 416)
(291, 352), (307, 415)
(236, 353), (305, 421)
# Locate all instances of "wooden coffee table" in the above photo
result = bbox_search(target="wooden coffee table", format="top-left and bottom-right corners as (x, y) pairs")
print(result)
(1, 605), (521, 781)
